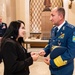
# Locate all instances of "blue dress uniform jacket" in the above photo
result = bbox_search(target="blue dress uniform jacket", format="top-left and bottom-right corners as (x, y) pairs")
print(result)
(1, 38), (33, 75)
(0, 23), (7, 37)
(44, 21), (75, 75)
(0, 23), (7, 63)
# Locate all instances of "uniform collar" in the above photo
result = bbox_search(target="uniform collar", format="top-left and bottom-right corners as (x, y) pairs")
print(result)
(57, 20), (66, 31)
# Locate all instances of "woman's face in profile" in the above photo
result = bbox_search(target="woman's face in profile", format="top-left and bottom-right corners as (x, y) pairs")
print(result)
(18, 23), (25, 38)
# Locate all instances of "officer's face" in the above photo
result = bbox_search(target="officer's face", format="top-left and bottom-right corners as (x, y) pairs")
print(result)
(50, 9), (61, 26)
(18, 23), (25, 38)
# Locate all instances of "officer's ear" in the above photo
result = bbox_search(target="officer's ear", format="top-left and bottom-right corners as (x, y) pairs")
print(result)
(59, 14), (63, 20)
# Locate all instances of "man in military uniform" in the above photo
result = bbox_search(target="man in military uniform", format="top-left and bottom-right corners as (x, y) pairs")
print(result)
(39, 7), (75, 75)
(0, 17), (7, 39)
(0, 17), (7, 62)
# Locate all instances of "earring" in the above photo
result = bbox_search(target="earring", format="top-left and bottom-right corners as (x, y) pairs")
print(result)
(10, 36), (13, 38)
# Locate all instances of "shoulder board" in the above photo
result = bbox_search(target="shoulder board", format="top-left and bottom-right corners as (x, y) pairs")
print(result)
(66, 24), (75, 29)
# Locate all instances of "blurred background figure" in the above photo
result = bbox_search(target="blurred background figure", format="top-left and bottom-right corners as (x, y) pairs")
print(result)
(0, 16), (7, 40)
(0, 16), (7, 63)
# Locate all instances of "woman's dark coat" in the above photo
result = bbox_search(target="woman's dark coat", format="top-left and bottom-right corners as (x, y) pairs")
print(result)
(1, 38), (33, 75)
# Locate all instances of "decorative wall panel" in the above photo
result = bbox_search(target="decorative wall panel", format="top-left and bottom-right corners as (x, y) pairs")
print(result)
(30, 0), (44, 33)
(51, 0), (63, 9)
(30, 0), (63, 38)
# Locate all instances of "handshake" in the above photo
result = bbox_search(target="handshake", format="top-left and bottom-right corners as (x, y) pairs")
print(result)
(30, 50), (50, 65)
(31, 50), (46, 61)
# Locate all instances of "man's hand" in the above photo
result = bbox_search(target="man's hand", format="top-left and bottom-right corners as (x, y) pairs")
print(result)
(44, 57), (50, 65)
(31, 52), (36, 56)
(38, 50), (46, 56)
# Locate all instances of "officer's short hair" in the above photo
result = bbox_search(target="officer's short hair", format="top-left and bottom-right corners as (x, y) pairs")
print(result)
(57, 7), (65, 18)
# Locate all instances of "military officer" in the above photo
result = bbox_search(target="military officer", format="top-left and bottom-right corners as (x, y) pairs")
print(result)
(39, 7), (75, 75)
(0, 17), (7, 39)
(0, 17), (7, 63)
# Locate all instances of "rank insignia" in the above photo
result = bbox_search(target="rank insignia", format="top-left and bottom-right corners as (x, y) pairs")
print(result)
(58, 33), (65, 39)
(62, 26), (65, 30)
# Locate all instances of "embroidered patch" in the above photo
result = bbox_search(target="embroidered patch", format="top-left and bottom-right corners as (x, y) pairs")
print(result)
(72, 32), (75, 42)
(58, 34), (65, 39)
(72, 36), (75, 42)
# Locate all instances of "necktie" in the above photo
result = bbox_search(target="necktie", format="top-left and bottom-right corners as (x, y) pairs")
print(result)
(54, 27), (58, 36)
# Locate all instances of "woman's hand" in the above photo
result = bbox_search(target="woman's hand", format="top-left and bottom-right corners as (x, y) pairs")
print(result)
(31, 52), (39, 61)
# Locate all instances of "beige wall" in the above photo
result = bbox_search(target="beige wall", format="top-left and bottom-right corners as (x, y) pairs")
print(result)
(0, 0), (7, 23)
(15, 0), (30, 38)
(0, 0), (26, 25)
(15, 0), (25, 22)
(6, 0), (16, 25)
(68, 0), (75, 25)
(59, 0), (75, 26)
